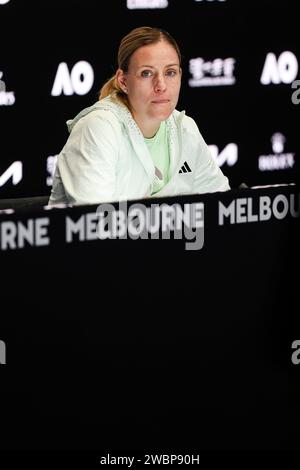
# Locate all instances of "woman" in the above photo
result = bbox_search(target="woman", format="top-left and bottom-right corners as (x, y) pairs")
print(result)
(49, 26), (230, 205)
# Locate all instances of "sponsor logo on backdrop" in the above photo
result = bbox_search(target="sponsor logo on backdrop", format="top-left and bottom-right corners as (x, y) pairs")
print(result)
(189, 57), (236, 87)
(218, 192), (299, 225)
(0, 71), (15, 106)
(260, 51), (299, 85)
(0, 340), (6, 365)
(258, 133), (295, 171)
(51, 61), (94, 96)
(46, 155), (58, 186)
(0, 161), (23, 187)
(209, 143), (238, 167)
(127, 0), (168, 8)
(291, 80), (300, 104)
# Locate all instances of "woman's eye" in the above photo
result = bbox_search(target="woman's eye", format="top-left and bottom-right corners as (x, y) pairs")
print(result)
(166, 70), (177, 77)
(141, 70), (153, 77)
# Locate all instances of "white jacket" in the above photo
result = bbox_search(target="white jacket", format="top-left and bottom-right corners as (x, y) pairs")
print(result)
(49, 96), (230, 205)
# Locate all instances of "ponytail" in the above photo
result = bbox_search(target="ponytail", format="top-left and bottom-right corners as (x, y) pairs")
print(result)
(99, 74), (130, 110)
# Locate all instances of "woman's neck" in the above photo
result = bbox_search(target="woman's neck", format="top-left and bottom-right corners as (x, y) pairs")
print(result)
(133, 116), (161, 138)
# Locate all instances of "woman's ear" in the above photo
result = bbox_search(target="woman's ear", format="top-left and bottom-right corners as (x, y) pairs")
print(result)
(116, 69), (128, 93)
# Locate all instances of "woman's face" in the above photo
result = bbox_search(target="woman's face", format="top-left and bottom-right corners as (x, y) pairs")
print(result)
(117, 40), (182, 134)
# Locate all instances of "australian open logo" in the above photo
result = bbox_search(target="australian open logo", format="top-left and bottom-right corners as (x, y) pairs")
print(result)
(95, 201), (204, 251)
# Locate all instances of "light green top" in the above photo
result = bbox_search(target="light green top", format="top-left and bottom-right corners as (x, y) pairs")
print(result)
(144, 121), (170, 195)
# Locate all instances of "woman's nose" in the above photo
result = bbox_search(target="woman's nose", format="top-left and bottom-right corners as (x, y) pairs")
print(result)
(154, 74), (167, 92)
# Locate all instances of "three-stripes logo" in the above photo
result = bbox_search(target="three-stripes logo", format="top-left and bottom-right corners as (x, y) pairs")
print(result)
(179, 161), (192, 174)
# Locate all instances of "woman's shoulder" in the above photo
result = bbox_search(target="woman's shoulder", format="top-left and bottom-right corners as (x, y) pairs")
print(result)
(67, 97), (124, 135)
(86, 97), (125, 124)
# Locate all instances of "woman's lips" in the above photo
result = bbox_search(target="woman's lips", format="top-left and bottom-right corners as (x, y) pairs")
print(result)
(151, 99), (170, 103)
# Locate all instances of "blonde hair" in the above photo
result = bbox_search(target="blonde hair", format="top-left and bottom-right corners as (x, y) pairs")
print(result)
(99, 26), (181, 110)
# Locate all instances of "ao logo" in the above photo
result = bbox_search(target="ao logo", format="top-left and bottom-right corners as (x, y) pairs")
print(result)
(209, 143), (238, 167)
(51, 61), (94, 96)
(0, 162), (23, 187)
(261, 51), (298, 85)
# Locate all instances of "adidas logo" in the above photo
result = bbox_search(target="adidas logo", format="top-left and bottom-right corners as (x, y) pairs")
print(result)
(179, 161), (192, 174)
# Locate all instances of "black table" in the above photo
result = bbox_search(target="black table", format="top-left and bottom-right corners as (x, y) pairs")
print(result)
(0, 185), (299, 455)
